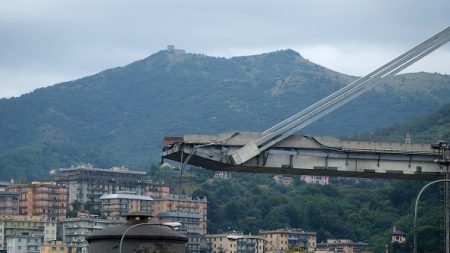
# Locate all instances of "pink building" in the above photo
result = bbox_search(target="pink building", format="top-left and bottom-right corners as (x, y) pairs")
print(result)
(300, 175), (329, 185)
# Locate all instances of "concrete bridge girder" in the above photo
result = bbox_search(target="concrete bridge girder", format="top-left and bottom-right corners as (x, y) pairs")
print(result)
(162, 133), (443, 181)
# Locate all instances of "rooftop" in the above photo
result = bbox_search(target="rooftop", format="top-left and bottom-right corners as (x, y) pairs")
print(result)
(99, 193), (153, 201)
(59, 164), (146, 175)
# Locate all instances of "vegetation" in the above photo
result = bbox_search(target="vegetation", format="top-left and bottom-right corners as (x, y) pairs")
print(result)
(354, 102), (450, 143)
(148, 164), (443, 253)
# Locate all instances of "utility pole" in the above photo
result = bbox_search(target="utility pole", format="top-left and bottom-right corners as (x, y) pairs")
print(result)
(432, 141), (450, 253)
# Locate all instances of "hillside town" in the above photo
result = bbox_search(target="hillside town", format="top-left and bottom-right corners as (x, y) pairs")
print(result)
(0, 164), (409, 253)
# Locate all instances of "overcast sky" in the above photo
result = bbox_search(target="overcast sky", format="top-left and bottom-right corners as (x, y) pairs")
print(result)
(1, 0), (449, 98)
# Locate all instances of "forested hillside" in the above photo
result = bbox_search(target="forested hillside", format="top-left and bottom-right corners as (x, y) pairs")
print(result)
(1, 48), (450, 180)
(359, 102), (450, 143)
(149, 165), (442, 253)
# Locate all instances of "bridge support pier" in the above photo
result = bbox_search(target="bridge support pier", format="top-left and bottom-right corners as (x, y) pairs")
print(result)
(432, 141), (450, 253)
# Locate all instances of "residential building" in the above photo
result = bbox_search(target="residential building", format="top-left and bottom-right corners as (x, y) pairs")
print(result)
(0, 192), (19, 215)
(6, 234), (41, 253)
(61, 216), (123, 253)
(152, 194), (207, 253)
(0, 182), (9, 192)
(316, 239), (367, 253)
(7, 181), (68, 221)
(391, 226), (406, 243)
(273, 175), (294, 186)
(206, 233), (265, 253)
(261, 229), (317, 253)
(0, 215), (57, 251)
(99, 192), (152, 218)
(152, 194), (207, 235)
(207, 233), (235, 253)
(214, 171), (232, 180)
(300, 175), (329, 185)
(54, 164), (168, 211)
(40, 241), (68, 253)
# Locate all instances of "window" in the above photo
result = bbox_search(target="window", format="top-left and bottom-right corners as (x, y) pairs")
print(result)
(52, 246), (57, 251)
(416, 166), (422, 173)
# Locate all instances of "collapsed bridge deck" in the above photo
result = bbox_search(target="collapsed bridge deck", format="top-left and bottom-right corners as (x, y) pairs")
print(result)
(162, 132), (444, 181)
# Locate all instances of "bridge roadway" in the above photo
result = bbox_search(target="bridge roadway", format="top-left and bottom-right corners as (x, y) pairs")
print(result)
(162, 132), (444, 181)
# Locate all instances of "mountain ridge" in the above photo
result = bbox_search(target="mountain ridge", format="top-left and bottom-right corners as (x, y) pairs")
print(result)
(1, 48), (449, 179)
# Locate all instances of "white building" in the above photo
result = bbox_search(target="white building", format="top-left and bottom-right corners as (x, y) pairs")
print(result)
(273, 175), (294, 186)
(61, 216), (124, 253)
(99, 192), (152, 218)
(6, 234), (41, 253)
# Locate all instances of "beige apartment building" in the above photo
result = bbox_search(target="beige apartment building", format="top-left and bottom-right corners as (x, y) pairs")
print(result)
(99, 192), (152, 218)
(152, 194), (207, 235)
(7, 181), (68, 221)
(40, 241), (69, 253)
(261, 229), (317, 253)
(151, 194), (207, 253)
(206, 233), (265, 253)
(0, 215), (57, 251)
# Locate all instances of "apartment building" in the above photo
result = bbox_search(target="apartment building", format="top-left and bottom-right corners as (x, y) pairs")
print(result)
(206, 233), (265, 253)
(61, 216), (123, 253)
(6, 234), (41, 253)
(273, 175), (294, 186)
(55, 164), (168, 211)
(7, 181), (68, 221)
(99, 192), (152, 218)
(0, 182), (9, 192)
(151, 194), (207, 253)
(40, 241), (69, 253)
(316, 239), (367, 253)
(300, 175), (329, 185)
(214, 171), (232, 180)
(152, 194), (207, 235)
(0, 192), (19, 215)
(261, 228), (317, 253)
(0, 215), (57, 251)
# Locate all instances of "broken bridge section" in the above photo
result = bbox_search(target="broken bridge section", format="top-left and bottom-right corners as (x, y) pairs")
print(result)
(162, 132), (443, 181)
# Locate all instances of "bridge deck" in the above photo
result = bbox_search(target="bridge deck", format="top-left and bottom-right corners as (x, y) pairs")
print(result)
(162, 132), (444, 181)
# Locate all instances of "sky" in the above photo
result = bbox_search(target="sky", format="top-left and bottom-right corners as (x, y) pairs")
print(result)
(0, 0), (449, 98)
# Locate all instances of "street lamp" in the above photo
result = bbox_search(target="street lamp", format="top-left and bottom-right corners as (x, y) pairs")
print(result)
(414, 179), (450, 253)
(227, 235), (281, 253)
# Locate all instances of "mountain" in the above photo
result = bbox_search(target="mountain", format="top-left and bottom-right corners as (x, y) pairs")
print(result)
(359, 102), (450, 143)
(1, 48), (450, 180)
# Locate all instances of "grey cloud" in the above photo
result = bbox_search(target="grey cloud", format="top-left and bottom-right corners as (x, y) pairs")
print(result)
(0, 0), (449, 98)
